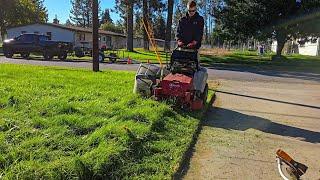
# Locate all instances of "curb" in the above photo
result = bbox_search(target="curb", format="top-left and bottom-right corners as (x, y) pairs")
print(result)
(173, 92), (217, 180)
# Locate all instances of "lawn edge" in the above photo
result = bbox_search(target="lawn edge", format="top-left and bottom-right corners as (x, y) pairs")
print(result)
(172, 91), (216, 179)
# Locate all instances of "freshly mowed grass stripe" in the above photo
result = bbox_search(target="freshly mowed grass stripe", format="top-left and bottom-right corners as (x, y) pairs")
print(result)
(0, 64), (203, 179)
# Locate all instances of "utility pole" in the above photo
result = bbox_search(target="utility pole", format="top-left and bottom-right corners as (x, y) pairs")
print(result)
(127, 0), (134, 52)
(92, 0), (99, 72)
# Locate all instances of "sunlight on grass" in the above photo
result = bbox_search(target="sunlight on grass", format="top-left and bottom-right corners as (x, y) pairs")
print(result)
(0, 64), (209, 179)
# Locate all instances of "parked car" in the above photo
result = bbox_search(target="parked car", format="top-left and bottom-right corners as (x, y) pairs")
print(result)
(3, 33), (73, 60)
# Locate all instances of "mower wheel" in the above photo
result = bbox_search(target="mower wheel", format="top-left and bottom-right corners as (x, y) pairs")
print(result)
(201, 83), (209, 104)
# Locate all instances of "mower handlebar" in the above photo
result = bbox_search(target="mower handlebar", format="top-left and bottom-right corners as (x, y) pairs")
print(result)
(175, 46), (198, 53)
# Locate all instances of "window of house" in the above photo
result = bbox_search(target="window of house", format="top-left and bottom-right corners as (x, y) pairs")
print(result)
(46, 32), (52, 40)
(78, 33), (86, 41)
(106, 36), (112, 46)
(103, 37), (106, 42)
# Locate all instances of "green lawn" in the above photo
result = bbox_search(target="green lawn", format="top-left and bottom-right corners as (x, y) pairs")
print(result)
(105, 48), (170, 64)
(201, 50), (320, 73)
(7, 48), (319, 73)
(0, 64), (212, 179)
(104, 49), (320, 73)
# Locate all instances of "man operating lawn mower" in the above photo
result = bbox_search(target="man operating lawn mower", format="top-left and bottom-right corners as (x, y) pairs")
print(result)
(176, 0), (204, 50)
(173, 0), (208, 106)
(133, 0), (208, 110)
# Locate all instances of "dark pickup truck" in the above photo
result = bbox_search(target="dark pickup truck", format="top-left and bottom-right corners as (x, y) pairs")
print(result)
(3, 33), (73, 60)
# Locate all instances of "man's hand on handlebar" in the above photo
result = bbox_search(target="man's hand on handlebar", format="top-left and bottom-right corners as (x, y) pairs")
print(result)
(187, 40), (197, 49)
(177, 40), (197, 49)
(177, 40), (184, 47)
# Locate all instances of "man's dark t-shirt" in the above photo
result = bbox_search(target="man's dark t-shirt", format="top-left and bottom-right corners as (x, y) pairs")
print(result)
(176, 12), (204, 49)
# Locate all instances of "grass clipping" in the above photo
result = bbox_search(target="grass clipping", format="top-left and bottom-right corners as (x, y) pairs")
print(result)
(0, 64), (211, 179)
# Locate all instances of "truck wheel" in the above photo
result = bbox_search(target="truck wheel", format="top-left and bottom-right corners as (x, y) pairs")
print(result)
(74, 49), (84, 57)
(43, 52), (54, 60)
(58, 52), (68, 60)
(201, 83), (208, 105)
(99, 53), (105, 62)
(4, 50), (13, 58)
(21, 52), (30, 59)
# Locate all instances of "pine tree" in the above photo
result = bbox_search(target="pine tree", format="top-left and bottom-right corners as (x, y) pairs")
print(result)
(100, 8), (113, 25)
(65, 19), (73, 26)
(165, 0), (174, 51)
(70, 0), (100, 28)
(154, 12), (166, 40)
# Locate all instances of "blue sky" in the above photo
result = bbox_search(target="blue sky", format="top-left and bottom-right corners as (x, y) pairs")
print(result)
(44, 0), (120, 24)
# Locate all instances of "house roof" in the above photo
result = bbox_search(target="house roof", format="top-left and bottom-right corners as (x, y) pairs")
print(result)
(9, 23), (126, 37)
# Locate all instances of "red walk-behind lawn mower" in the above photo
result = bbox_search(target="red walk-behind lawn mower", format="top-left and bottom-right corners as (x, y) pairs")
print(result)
(133, 47), (208, 110)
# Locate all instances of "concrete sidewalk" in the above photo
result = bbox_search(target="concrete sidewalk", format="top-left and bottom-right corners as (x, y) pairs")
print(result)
(183, 79), (320, 179)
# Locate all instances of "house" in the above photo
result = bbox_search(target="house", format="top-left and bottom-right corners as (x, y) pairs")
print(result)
(6, 23), (137, 49)
(271, 38), (320, 56)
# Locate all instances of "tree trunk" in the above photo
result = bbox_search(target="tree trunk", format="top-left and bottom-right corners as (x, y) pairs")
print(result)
(204, 0), (208, 44)
(1, 28), (6, 42)
(275, 30), (287, 57)
(92, 0), (99, 72)
(143, 0), (149, 50)
(127, 0), (134, 52)
(164, 0), (174, 51)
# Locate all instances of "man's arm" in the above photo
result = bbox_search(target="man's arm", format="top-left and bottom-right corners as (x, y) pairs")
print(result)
(195, 17), (204, 44)
(176, 19), (183, 42)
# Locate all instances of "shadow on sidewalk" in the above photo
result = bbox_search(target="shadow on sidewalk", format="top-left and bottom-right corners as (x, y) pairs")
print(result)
(204, 107), (320, 144)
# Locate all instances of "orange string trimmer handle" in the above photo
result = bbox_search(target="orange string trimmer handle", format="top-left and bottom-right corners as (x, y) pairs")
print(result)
(276, 149), (293, 163)
(276, 149), (308, 177)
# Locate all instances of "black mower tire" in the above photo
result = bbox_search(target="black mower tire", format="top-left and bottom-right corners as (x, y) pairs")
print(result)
(21, 52), (30, 59)
(201, 83), (209, 105)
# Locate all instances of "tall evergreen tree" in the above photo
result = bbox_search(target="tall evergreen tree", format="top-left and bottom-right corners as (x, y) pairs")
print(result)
(127, 0), (134, 51)
(100, 8), (113, 25)
(142, 0), (149, 50)
(154, 12), (166, 40)
(65, 19), (73, 26)
(165, 0), (174, 51)
(69, 0), (100, 28)
(134, 11), (143, 36)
